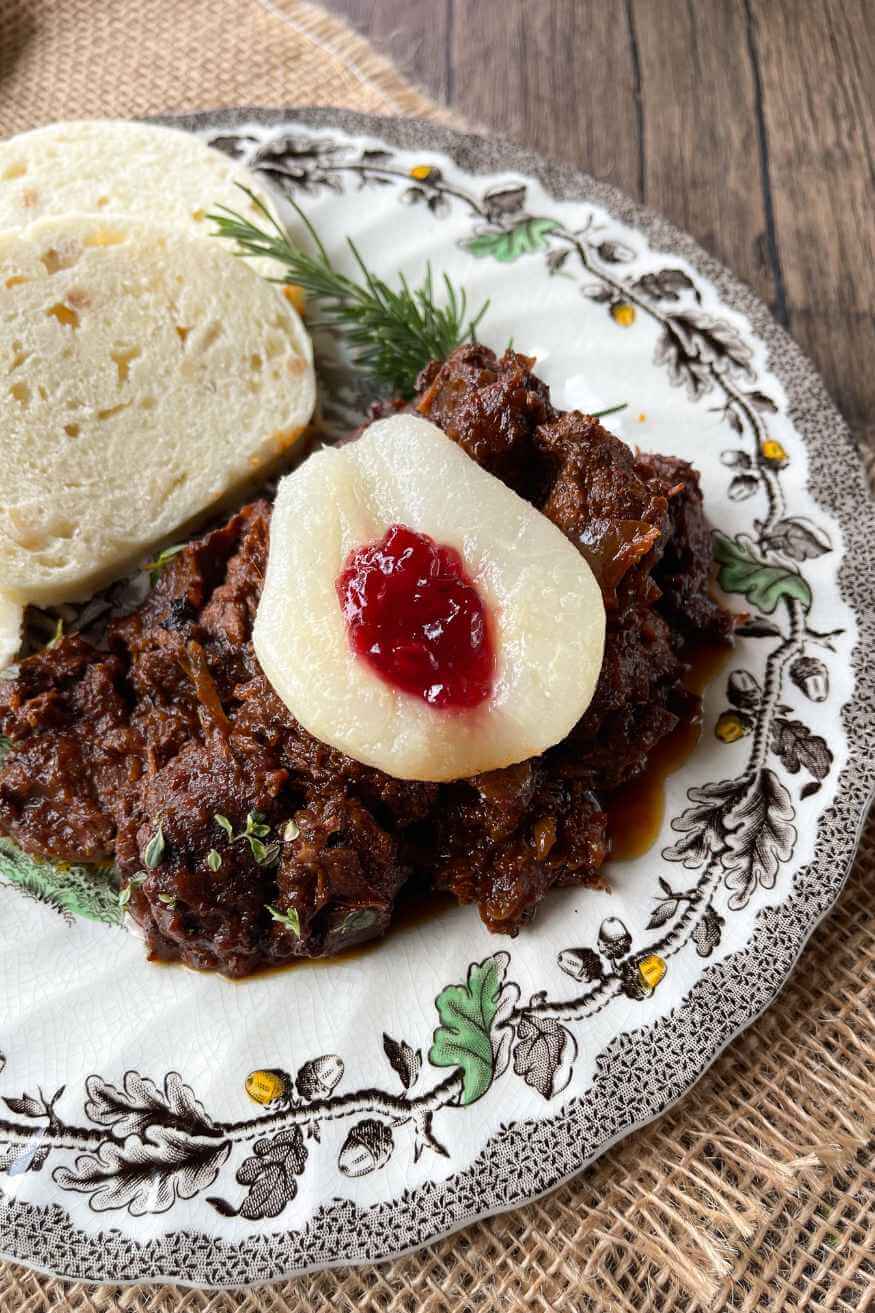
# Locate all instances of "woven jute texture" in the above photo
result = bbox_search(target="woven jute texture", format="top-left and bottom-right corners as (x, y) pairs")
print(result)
(0, 3), (873, 1309)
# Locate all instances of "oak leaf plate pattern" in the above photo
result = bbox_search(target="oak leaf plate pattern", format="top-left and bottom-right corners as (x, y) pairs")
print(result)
(0, 108), (872, 1288)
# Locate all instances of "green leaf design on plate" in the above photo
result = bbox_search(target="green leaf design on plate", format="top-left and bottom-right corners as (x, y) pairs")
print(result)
(462, 218), (558, 263)
(0, 740), (123, 924)
(0, 838), (124, 926)
(714, 532), (811, 613)
(428, 953), (508, 1105)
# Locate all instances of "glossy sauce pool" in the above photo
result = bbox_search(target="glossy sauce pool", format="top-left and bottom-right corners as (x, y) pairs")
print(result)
(604, 639), (730, 861)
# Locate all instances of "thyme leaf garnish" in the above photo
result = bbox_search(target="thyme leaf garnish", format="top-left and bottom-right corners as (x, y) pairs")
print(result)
(248, 837), (281, 867)
(213, 811), (280, 865)
(337, 908), (378, 935)
(244, 811), (271, 839)
(266, 903), (301, 936)
(209, 186), (489, 399)
(118, 872), (146, 907)
(214, 813), (234, 840)
(144, 543), (185, 576)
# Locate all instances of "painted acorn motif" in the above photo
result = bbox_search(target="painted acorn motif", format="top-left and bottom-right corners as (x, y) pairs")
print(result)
(557, 947), (604, 982)
(636, 952), (667, 992)
(610, 301), (636, 328)
(409, 164), (442, 184)
(789, 656), (829, 703)
(761, 438), (789, 468)
(338, 1118), (394, 1177)
(244, 1068), (293, 1106)
(720, 449), (752, 469)
(295, 1055), (344, 1101)
(483, 183), (527, 221)
(727, 669), (761, 710)
(620, 951), (667, 1000)
(692, 906), (725, 958)
(597, 240), (635, 264)
(715, 709), (754, 743)
(597, 917), (632, 962)
(728, 473), (759, 502)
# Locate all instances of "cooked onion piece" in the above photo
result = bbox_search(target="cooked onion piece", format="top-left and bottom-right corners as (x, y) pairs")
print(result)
(254, 414), (606, 781)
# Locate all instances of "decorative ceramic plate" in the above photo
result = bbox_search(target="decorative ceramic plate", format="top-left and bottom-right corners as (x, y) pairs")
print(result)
(2, 108), (873, 1288)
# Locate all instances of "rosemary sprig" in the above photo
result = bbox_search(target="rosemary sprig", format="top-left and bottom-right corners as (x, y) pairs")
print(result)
(208, 186), (489, 399)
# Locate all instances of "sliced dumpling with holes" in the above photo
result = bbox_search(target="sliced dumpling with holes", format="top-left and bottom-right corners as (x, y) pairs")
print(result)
(254, 414), (606, 781)
(0, 213), (315, 605)
(0, 594), (22, 671)
(0, 120), (282, 277)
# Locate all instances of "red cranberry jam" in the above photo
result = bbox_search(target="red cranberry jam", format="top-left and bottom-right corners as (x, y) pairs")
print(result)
(337, 524), (494, 709)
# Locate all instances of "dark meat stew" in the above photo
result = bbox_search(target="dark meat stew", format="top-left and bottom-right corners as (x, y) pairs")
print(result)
(0, 348), (732, 975)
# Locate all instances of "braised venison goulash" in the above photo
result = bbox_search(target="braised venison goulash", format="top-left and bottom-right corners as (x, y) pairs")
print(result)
(0, 347), (731, 975)
(0, 122), (732, 976)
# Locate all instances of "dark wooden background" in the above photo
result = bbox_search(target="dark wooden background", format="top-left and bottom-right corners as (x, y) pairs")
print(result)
(328, 0), (874, 455)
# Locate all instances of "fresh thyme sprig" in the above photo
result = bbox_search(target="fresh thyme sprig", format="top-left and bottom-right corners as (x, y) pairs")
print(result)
(208, 186), (489, 399)
(213, 810), (280, 867)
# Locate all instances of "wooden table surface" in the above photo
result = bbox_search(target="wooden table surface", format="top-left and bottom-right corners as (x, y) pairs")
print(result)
(329, 0), (874, 456)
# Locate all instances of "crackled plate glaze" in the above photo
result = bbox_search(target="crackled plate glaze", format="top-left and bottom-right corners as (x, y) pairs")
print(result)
(1, 109), (873, 1288)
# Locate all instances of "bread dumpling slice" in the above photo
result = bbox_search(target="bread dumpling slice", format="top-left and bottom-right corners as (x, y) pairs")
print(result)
(254, 414), (606, 782)
(0, 594), (23, 671)
(0, 120), (280, 275)
(0, 214), (315, 605)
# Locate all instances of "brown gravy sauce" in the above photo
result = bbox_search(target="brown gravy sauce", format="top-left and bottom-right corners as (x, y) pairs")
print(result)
(189, 640), (730, 982)
(605, 639), (730, 862)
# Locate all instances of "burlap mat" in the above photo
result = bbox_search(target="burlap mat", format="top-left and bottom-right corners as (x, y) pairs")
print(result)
(0, 2), (872, 1308)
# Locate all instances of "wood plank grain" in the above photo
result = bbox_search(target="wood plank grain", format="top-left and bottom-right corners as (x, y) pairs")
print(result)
(334, 0), (450, 104)
(334, 1), (640, 191)
(630, 0), (776, 311)
(449, 1), (641, 193)
(750, 0), (875, 444)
